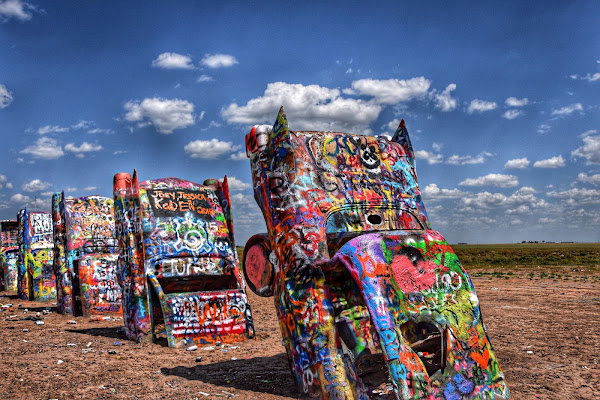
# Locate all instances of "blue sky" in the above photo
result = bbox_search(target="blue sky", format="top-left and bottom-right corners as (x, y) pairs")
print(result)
(1, 1), (599, 244)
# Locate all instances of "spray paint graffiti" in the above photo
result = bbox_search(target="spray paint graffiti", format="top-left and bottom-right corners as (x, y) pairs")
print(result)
(113, 171), (254, 348)
(78, 254), (121, 315)
(243, 107), (509, 399)
(1, 252), (18, 292)
(52, 192), (122, 316)
(162, 290), (249, 345)
(17, 210), (27, 299)
(17, 209), (56, 301)
(1, 220), (19, 291)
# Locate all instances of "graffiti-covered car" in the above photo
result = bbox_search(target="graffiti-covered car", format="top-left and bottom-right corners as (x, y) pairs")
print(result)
(52, 192), (121, 316)
(1, 220), (19, 292)
(243, 107), (509, 399)
(17, 209), (56, 301)
(113, 170), (254, 348)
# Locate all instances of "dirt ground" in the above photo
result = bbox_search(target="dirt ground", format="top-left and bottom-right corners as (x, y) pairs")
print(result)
(1, 266), (599, 400)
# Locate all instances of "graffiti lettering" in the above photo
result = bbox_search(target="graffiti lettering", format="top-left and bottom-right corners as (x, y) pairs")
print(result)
(154, 257), (226, 277)
(243, 108), (508, 399)
(30, 213), (52, 235)
(168, 292), (246, 338)
(147, 189), (215, 218)
(79, 255), (122, 314)
(114, 174), (252, 347)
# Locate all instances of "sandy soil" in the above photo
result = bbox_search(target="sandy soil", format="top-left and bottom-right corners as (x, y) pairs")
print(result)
(1, 266), (599, 400)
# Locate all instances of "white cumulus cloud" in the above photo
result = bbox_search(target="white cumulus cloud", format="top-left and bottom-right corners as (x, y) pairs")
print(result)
(583, 73), (600, 82)
(505, 97), (529, 107)
(37, 125), (69, 134)
(351, 77), (431, 104)
(422, 184), (464, 200)
(221, 82), (382, 134)
(572, 133), (600, 164)
(506, 205), (531, 215)
(459, 173), (519, 188)
(461, 192), (509, 209)
(547, 187), (600, 205)
(415, 150), (443, 164)
(537, 124), (551, 135)
(226, 177), (251, 191)
(124, 97), (196, 134)
(201, 53), (238, 68)
(231, 192), (253, 205)
(197, 74), (213, 82)
(502, 109), (523, 120)
(533, 155), (565, 168)
(64, 142), (103, 153)
(415, 148), (493, 166)
(0, 0), (36, 21)
(432, 83), (457, 111)
(22, 179), (51, 192)
(184, 138), (240, 159)
(230, 192), (266, 242)
(0, 84), (13, 108)
(579, 129), (597, 138)
(577, 172), (600, 186)
(382, 119), (402, 136)
(504, 157), (530, 169)
(537, 217), (556, 225)
(10, 193), (31, 204)
(229, 151), (247, 161)
(461, 187), (545, 210)
(20, 137), (64, 159)
(30, 197), (46, 209)
(0, 174), (9, 188)
(551, 103), (583, 116)
(151, 52), (195, 70)
(64, 142), (103, 158)
(446, 151), (492, 165)
(87, 128), (113, 134)
(570, 73), (600, 82)
(467, 99), (497, 114)
(71, 120), (92, 130)
(516, 186), (537, 195)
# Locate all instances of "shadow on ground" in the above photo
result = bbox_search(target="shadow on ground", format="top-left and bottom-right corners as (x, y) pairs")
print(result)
(66, 326), (127, 340)
(66, 326), (174, 347)
(161, 353), (301, 398)
(19, 305), (57, 313)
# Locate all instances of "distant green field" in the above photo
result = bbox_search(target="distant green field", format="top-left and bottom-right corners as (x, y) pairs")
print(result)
(237, 242), (600, 270)
(452, 242), (600, 269)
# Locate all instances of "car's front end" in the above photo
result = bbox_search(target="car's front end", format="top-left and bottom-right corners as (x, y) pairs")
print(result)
(243, 107), (509, 399)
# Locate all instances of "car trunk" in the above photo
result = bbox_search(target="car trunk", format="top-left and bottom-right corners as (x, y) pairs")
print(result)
(148, 256), (250, 348)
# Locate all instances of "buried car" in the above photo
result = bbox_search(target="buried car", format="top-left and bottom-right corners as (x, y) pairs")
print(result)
(1, 220), (19, 292)
(113, 170), (254, 348)
(242, 107), (509, 399)
(52, 192), (122, 316)
(17, 209), (56, 301)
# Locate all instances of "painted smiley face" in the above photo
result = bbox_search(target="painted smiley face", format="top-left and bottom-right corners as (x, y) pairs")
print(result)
(360, 143), (381, 169)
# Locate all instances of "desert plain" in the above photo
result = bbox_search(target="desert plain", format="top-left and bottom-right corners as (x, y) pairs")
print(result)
(1, 243), (599, 400)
